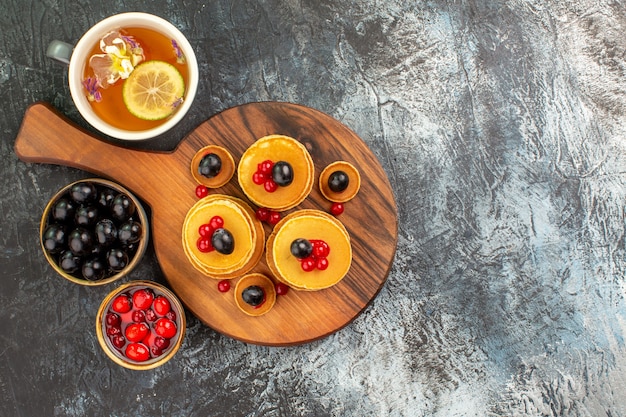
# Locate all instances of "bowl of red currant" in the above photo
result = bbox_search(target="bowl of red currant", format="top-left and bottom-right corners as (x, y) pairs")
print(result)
(96, 280), (186, 370)
(40, 178), (148, 286)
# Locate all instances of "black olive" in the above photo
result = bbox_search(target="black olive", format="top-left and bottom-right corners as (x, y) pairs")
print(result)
(58, 250), (81, 274)
(106, 248), (129, 271)
(42, 223), (67, 254)
(75, 205), (99, 227)
(70, 182), (98, 204)
(97, 187), (117, 210)
(242, 285), (265, 306)
(211, 228), (235, 255)
(67, 227), (94, 256)
(111, 193), (136, 222)
(51, 198), (76, 223)
(328, 170), (349, 193)
(118, 221), (142, 246)
(198, 153), (222, 178)
(95, 219), (118, 246)
(272, 161), (294, 186)
(82, 256), (107, 281)
(290, 238), (312, 259)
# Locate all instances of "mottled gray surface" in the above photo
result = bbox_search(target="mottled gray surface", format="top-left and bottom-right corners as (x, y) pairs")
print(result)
(1, 0), (625, 416)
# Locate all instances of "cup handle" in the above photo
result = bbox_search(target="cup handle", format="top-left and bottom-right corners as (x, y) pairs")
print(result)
(46, 40), (73, 65)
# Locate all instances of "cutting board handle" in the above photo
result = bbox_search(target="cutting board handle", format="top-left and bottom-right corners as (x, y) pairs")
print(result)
(15, 102), (155, 172)
(14, 102), (183, 204)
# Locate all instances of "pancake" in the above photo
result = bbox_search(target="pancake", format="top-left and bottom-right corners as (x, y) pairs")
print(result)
(182, 195), (264, 279)
(238, 135), (314, 211)
(234, 273), (277, 316)
(319, 161), (361, 203)
(191, 145), (235, 188)
(266, 210), (352, 290)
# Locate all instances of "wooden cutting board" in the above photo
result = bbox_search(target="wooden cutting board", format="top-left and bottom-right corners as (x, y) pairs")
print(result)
(14, 102), (398, 346)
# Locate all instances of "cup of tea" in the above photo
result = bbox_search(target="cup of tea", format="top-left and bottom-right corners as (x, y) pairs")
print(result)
(47, 12), (199, 141)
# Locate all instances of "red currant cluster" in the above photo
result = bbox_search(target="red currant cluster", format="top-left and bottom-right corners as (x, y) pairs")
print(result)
(105, 288), (178, 362)
(196, 215), (224, 252)
(252, 159), (278, 192)
(255, 207), (281, 225)
(300, 240), (330, 272)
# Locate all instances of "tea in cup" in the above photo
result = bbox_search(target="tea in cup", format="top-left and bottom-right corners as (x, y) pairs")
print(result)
(47, 12), (198, 140)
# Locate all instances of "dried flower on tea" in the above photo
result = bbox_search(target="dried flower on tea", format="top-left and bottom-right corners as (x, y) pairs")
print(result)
(171, 39), (186, 64)
(82, 77), (102, 102)
(88, 31), (145, 87)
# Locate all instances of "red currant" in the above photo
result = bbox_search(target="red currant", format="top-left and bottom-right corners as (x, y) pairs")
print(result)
(316, 257), (329, 270)
(145, 309), (157, 322)
(125, 322), (149, 343)
(268, 211), (281, 225)
(259, 160), (274, 175)
(275, 282), (289, 295)
(198, 223), (212, 237)
(112, 294), (132, 313)
(312, 240), (330, 258)
(252, 172), (266, 185)
(195, 185), (209, 199)
(131, 310), (146, 323)
(106, 312), (121, 327)
(197, 236), (214, 253)
(110, 334), (126, 349)
(218, 280), (231, 292)
(264, 179), (278, 193)
(301, 257), (316, 272)
(209, 216), (224, 230)
(106, 325), (122, 336)
(255, 207), (270, 222)
(330, 202), (344, 216)
(126, 343), (150, 362)
(155, 318), (177, 339)
(132, 289), (154, 310)
(154, 336), (170, 350)
(153, 296), (171, 316)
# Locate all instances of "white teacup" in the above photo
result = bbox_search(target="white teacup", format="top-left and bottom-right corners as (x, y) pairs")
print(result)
(47, 12), (198, 141)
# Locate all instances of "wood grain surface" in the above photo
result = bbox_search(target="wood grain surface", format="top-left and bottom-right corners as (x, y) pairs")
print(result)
(14, 101), (398, 346)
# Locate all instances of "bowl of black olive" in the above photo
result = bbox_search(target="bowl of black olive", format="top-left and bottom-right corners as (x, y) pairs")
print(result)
(40, 178), (149, 286)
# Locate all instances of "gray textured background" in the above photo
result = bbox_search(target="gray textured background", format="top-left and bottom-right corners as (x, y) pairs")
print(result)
(1, 1), (625, 416)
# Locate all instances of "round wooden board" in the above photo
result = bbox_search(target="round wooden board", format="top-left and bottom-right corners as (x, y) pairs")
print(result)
(15, 102), (398, 346)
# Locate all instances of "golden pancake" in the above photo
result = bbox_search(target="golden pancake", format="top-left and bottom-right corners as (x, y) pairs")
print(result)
(266, 210), (352, 290)
(199, 196), (265, 279)
(234, 273), (277, 316)
(319, 161), (361, 203)
(191, 145), (235, 188)
(238, 135), (314, 211)
(183, 196), (253, 272)
(183, 196), (260, 275)
(182, 195), (264, 278)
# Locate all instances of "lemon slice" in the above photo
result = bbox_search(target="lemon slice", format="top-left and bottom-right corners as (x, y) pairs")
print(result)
(122, 61), (185, 121)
